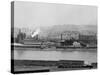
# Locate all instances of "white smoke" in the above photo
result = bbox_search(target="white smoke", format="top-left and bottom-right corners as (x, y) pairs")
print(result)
(31, 28), (40, 38)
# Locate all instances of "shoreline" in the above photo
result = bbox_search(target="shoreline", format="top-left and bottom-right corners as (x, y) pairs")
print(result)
(12, 60), (97, 73)
(12, 46), (97, 51)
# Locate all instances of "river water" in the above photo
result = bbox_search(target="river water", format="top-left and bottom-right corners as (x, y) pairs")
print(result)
(13, 48), (97, 64)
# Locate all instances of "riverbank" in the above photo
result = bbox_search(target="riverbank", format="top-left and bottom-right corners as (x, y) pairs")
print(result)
(12, 46), (97, 51)
(11, 43), (97, 51)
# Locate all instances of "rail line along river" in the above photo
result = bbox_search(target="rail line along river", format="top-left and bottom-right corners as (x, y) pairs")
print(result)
(12, 47), (97, 64)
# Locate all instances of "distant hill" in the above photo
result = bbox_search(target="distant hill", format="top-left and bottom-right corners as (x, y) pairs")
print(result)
(39, 25), (97, 37)
(49, 25), (97, 33)
(13, 25), (97, 38)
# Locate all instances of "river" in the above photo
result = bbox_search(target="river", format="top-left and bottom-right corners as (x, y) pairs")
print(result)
(13, 48), (97, 64)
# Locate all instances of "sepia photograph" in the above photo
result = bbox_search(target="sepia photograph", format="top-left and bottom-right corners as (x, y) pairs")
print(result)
(11, 1), (97, 74)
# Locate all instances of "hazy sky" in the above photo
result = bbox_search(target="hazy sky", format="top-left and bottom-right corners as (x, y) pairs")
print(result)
(14, 1), (97, 29)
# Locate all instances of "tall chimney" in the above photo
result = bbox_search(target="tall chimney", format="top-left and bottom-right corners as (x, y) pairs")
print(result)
(61, 33), (63, 40)
(36, 35), (38, 40)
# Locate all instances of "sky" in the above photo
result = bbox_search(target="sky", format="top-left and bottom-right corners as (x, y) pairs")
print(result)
(14, 1), (97, 29)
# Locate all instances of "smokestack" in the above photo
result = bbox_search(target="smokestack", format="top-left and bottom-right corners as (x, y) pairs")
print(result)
(36, 35), (38, 40)
(61, 33), (63, 40)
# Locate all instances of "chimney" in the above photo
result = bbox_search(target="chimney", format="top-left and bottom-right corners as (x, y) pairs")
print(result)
(36, 35), (38, 40)
(61, 33), (63, 40)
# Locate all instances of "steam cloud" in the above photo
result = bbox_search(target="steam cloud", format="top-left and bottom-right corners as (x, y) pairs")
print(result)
(31, 28), (40, 38)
